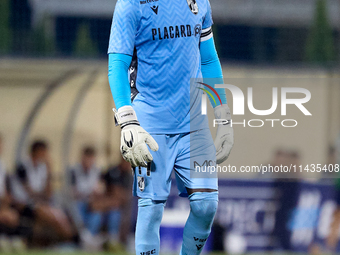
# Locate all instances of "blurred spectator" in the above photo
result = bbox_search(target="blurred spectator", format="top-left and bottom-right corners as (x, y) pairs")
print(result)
(91, 157), (133, 251)
(69, 147), (103, 239)
(288, 150), (303, 179)
(272, 149), (288, 167)
(11, 140), (75, 246)
(288, 151), (301, 166)
(0, 134), (24, 252)
(0, 134), (17, 227)
(15, 140), (52, 203)
(0, 134), (19, 246)
(328, 146), (337, 165)
(261, 149), (289, 178)
(261, 149), (302, 178)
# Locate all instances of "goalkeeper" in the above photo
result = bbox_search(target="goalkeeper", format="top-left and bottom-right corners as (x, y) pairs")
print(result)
(108, 0), (234, 254)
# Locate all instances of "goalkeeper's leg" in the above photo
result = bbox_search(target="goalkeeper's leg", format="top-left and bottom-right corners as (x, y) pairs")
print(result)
(180, 191), (218, 255)
(135, 198), (166, 255)
(132, 133), (191, 255)
(175, 129), (219, 255)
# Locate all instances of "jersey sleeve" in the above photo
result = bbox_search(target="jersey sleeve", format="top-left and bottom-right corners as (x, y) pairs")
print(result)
(108, 0), (141, 55)
(201, 0), (213, 42)
(200, 37), (227, 107)
(202, 0), (213, 30)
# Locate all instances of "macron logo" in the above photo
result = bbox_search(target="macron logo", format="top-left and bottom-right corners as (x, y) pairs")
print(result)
(151, 5), (159, 14)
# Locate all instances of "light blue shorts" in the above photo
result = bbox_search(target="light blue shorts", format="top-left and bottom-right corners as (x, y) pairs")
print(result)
(133, 128), (218, 200)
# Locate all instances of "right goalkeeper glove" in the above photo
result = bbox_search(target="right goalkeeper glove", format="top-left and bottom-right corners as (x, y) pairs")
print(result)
(214, 104), (234, 164)
(113, 106), (159, 167)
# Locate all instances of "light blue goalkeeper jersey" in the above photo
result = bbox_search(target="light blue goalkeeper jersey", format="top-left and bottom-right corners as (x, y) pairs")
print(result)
(108, 0), (214, 134)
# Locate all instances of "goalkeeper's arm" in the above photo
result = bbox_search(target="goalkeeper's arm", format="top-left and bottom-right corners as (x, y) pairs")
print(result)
(108, 53), (158, 167)
(108, 53), (132, 109)
(200, 34), (227, 107)
(200, 34), (234, 163)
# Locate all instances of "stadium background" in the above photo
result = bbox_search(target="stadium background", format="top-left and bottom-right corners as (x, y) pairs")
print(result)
(0, 0), (340, 254)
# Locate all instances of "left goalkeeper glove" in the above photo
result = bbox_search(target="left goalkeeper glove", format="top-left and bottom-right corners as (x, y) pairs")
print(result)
(113, 106), (159, 168)
(214, 104), (234, 164)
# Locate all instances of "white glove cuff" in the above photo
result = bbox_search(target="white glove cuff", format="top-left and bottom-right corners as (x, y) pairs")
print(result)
(113, 106), (139, 128)
(214, 104), (231, 121)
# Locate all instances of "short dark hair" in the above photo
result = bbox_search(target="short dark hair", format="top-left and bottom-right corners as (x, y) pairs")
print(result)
(82, 146), (96, 157)
(30, 140), (48, 154)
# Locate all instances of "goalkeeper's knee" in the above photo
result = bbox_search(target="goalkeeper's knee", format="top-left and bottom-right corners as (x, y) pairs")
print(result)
(135, 198), (165, 255)
(189, 192), (218, 231)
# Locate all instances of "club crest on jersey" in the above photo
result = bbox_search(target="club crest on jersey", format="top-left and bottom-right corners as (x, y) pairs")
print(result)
(137, 176), (145, 192)
(186, 0), (199, 15)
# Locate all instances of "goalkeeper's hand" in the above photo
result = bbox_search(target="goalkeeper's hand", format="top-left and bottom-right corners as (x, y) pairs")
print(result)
(113, 106), (159, 167)
(214, 104), (234, 164)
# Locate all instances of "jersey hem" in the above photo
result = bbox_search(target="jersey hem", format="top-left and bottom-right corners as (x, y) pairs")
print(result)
(145, 125), (210, 135)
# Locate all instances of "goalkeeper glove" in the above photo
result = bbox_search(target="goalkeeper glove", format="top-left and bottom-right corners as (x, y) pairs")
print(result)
(113, 106), (159, 167)
(214, 104), (234, 164)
